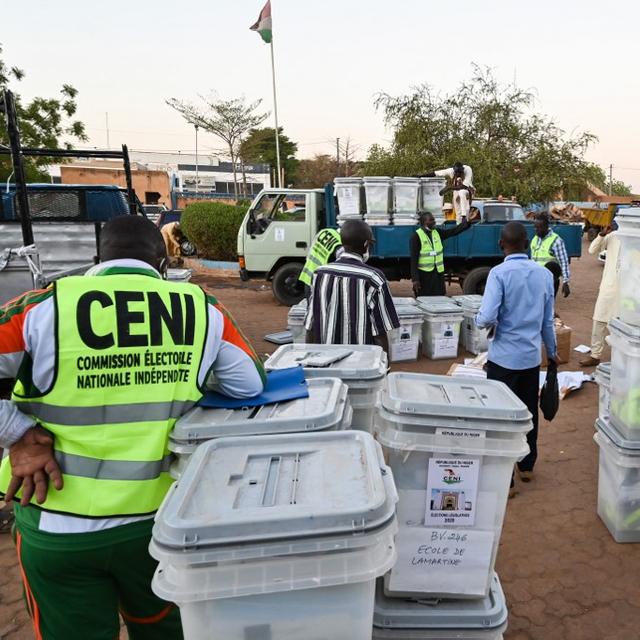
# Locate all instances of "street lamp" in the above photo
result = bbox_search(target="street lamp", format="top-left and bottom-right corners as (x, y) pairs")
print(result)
(194, 124), (199, 195)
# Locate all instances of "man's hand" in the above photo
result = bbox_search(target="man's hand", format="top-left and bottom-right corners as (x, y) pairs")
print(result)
(412, 280), (421, 297)
(5, 426), (63, 506)
(562, 282), (571, 298)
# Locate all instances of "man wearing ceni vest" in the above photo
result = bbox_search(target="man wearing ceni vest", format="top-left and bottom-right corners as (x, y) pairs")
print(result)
(298, 227), (342, 295)
(410, 211), (478, 297)
(531, 213), (571, 298)
(0, 216), (265, 640)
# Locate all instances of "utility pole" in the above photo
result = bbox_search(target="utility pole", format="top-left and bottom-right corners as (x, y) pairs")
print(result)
(194, 124), (199, 195)
(609, 163), (613, 196)
(336, 137), (340, 178)
(105, 112), (110, 149)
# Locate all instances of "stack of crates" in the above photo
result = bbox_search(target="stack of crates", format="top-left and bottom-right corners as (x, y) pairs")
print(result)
(594, 207), (640, 542)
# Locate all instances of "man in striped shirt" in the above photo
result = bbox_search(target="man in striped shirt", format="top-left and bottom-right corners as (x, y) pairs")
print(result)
(304, 220), (400, 352)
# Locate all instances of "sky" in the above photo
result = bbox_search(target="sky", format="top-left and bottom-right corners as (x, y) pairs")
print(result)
(3, 0), (640, 191)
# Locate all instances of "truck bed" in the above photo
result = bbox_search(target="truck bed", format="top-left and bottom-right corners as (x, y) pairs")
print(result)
(370, 222), (582, 260)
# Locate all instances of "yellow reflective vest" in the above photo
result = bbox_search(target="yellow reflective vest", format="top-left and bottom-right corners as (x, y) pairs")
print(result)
(530, 232), (559, 264)
(416, 228), (444, 273)
(299, 228), (342, 286)
(0, 272), (208, 517)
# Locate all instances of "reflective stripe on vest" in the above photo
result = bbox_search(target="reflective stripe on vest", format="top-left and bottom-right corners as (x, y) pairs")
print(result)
(0, 274), (208, 517)
(531, 232), (559, 264)
(416, 228), (444, 273)
(298, 228), (342, 285)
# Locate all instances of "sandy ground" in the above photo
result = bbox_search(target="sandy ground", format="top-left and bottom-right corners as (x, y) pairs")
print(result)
(1, 239), (636, 640)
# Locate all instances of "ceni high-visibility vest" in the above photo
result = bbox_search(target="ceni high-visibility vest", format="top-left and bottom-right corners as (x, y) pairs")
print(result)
(299, 228), (342, 286)
(0, 273), (208, 517)
(416, 227), (444, 273)
(530, 232), (559, 264)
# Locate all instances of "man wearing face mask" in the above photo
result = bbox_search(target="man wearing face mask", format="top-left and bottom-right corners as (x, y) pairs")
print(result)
(305, 219), (399, 353)
(410, 211), (478, 297)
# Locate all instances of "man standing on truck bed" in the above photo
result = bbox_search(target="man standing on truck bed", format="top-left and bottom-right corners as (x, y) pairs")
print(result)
(410, 211), (478, 297)
(420, 162), (475, 223)
(0, 215), (265, 640)
(531, 213), (571, 298)
(298, 227), (343, 298)
(305, 220), (399, 353)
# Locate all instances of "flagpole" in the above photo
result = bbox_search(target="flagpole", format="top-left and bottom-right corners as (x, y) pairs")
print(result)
(269, 38), (282, 188)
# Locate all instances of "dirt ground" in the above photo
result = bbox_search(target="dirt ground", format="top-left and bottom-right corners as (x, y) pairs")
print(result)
(1, 239), (637, 639)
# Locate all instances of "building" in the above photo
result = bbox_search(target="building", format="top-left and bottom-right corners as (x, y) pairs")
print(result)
(53, 151), (271, 206)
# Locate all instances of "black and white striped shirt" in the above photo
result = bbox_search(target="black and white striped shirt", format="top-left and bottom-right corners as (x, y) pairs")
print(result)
(304, 252), (400, 345)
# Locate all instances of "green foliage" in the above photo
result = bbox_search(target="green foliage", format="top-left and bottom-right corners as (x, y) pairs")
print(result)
(364, 65), (605, 203)
(294, 154), (337, 188)
(0, 44), (87, 181)
(180, 201), (246, 261)
(166, 95), (267, 196)
(240, 127), (299, 184)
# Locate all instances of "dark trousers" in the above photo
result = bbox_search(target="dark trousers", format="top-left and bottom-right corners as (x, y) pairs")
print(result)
(544, 261), (562, 298)
(487, 361), (540, 472)
(416, 270), (446, 297)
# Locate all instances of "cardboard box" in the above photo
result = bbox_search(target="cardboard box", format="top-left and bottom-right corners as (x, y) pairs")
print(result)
(542, 320), (572, 366)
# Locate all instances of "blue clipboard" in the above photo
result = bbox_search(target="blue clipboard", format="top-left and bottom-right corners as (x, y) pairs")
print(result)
(198, 366), (309, 409)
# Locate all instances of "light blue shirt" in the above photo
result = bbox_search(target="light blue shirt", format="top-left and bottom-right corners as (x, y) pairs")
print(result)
(475, 254), (557, 370)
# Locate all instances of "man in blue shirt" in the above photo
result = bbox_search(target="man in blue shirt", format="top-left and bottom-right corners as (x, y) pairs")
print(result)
(476, 222), (557, 494)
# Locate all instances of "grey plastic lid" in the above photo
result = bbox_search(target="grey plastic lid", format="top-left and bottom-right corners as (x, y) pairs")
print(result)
(595, 417), (640, 452)
(393, 297), (418, 307)
(364, 176), (392, 182)
(373, 573), (507, 630)
(609, 317), (640, 344)
(393, 177), (420, 184)
(452, 294), (483, 310)
(170, 377), (348, 444)
(265, 344), (387, 380)
(153, 430), (396, 550)
(396, 308), (424, 320)
(334, 177), (363, 183)
(416, 298), (462, 314)
(383, 372), (532, 421)
(595, 362), (611, 384)
(166, 268), (192, 282)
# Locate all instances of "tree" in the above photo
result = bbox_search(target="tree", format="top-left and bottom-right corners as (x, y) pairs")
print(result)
(0, 44), (87, 181)
(166, 95), (267, 196)
(294, 154), (337, 188)
(239, 127), (298, 186)
(364, 65), (601, 203)
(337, 137), (362, 178)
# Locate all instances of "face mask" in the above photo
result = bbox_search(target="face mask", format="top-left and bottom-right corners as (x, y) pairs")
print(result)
(362, 251), (370, 262)
(426, 221), (436, 230)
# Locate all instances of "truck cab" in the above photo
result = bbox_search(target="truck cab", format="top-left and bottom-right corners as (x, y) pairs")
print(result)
(238, 188), (325, 304)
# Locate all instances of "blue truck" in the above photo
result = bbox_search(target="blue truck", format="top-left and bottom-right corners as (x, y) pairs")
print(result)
(237, 184), (583, 305)
(0, 184), (137, 305)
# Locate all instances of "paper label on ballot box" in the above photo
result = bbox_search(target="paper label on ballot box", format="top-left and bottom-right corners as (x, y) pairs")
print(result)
(388, 527), (495, 597)
(426, 457), (480, 526)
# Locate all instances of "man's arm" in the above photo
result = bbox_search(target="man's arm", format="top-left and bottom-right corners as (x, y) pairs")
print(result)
(0, 400), (36, 449)
(551, 236), (571, 283)
(588, 231), (610, 256)
(438, 218), (472, 241)
(369, 279), (400, 350)
(409, 232), (421, 288)
(374, 333), (390, 355)
(542, 272), (558, 360)
(204, 296), (265, 399)
(475, 270), (502, 329)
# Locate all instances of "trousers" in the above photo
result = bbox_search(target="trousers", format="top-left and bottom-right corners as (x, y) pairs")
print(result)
(591, 319), (609, 360)
(14, 518), (182, 640)
(544, 261), (562, 298)
(487, 361), (540, 472)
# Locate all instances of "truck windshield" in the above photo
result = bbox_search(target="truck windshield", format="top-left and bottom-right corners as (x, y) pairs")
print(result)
(483, 205), (525, 222)
(250, 193), (306, 234)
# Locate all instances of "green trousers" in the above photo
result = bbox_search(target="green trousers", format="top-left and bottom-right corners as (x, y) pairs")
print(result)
(14, 517), (182, 640)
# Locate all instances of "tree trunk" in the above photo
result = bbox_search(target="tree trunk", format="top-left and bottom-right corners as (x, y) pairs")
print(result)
(240, 157), (248, 197)
(229, 145), (238, 197)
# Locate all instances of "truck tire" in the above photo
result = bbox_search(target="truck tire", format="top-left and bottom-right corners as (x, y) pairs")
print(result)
(272, 263), (305, 306)
(462, 267), (492, 295)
